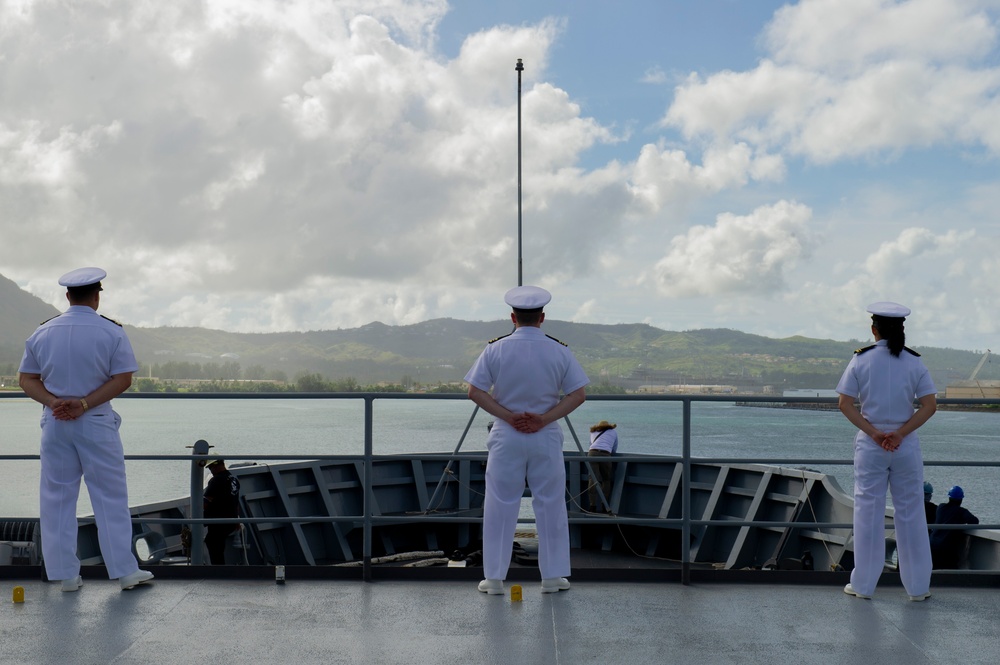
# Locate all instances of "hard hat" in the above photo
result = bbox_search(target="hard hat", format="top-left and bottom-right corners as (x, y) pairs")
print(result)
(948, 485), (964, 500)
(923, 481), (933, 497)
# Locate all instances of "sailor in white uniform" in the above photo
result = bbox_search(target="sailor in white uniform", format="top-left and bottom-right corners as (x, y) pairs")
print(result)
(18, 267), (154, 591)
(836, 302), (936, 601)
(465, 286), (589, 595)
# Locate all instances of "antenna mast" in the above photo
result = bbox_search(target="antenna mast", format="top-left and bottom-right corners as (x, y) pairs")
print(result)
(516, 58), (524, 286)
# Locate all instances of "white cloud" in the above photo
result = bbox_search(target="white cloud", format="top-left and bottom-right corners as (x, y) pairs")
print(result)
(203, 155), (267, 210)
(765, 0), (997, 72)
(862, 227), (974, 281)
(0, 121), (121, 191)
(664, 0), (1000, 161)
(570, 298), (598, 322)
(628, 142), (785, 213)
(645, 200), (813, 297)
(782, 225), (990, 346)
(641, 66), (668, 85)
(0, 3), (667, 332)
(1, 0), (998, 354)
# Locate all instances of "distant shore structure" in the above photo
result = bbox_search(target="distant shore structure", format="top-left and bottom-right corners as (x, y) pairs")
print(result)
(782, 389), (839, 399)
(946, 381), (1000, 399)
(945, 350), (996, 397)
(635, 384), (740, 394)
(734, 388), (841, 410)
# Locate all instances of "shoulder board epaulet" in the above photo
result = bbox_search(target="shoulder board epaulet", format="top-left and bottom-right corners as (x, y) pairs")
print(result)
(854, 344), (876, 355)
(546, 334), (568, 347)
(488, 333), (512, 344)
(904, 346), (920, 357)
(39, 314), (61, 325)
(100, 314), (123, 327)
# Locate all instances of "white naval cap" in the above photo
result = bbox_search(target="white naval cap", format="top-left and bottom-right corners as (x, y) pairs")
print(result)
(58, 267), (107, 289)
(866, 301), (910, 318)
(504, 285), (551, 310)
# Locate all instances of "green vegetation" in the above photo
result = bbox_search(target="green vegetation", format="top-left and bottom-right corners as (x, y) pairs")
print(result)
(589, 381), (627, 395)
(129, 370), (408, 394)
(4, 315), (997, 394)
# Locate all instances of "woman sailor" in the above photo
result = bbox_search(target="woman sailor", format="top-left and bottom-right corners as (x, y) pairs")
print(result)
(836, 302), (936, 601)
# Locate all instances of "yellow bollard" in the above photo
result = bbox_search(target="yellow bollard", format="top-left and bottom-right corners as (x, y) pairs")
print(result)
(12, 586), (25, 603)
(509, 584), (522, 602)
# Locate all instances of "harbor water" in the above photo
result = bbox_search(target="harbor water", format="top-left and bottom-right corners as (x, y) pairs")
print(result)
(1, 397), (997, 524)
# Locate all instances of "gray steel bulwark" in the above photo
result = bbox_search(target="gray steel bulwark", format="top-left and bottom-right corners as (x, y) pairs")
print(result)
(223, 455), (863, 573)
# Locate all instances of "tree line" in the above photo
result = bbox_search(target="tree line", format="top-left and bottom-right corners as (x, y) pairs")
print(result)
(129, 362), (469, 394)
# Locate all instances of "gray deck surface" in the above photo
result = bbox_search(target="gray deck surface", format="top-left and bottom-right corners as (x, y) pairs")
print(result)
(2, 576), (997, 665)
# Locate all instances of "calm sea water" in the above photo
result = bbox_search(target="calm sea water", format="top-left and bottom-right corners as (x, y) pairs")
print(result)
(1, 397), (997, 523)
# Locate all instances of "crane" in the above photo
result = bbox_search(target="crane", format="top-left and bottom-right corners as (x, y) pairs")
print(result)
(969, 350), (991, 381)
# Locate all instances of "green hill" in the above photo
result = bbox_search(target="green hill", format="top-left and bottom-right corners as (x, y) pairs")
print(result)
(1, 273), (995, 391)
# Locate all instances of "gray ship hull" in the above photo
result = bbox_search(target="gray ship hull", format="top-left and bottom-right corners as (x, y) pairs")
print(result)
(17, 453), (985, 573)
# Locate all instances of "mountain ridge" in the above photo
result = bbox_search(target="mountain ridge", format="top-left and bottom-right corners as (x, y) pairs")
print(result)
(1, 273), (994, 389)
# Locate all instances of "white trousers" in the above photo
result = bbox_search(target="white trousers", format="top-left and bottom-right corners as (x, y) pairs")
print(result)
(850, 428), (931, 597)
(483, 426), (570, 580)
(39, 410), (140, 580)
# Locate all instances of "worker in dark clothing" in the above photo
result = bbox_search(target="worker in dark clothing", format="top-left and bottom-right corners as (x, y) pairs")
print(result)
(923, 482), (936, 530)
(203, 459), (241, 564)
(930, 486), (979, 569)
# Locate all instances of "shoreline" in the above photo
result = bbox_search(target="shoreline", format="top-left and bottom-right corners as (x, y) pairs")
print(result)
(736, 402), (998, 413)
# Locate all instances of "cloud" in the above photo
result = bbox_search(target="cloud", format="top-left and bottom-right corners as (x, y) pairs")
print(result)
(570, 298), (598, 322)
(1, 0), (998, 354)
(1, 1), (743, 333)
(663, 0), (1000, 161)
(782, 225), (989, 344)
(645, 200), (813, 297)
(765, 0), (997, 71)
(0, 121), (122, 191)
(641, 66), (668, 85)
(862, 227), (974, 281)
(628, 142), (785, 214)
(203, 155), (267, 210)
(0, 4), (623, 319)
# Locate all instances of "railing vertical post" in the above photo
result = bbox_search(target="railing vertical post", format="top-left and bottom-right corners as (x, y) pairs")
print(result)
(363, 396), (374, 582)
(681, 399), (691, 585)
(190, 439), (210, 565)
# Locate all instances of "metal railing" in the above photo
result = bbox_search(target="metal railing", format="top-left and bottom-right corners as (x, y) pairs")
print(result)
(1, 392), (998, 582)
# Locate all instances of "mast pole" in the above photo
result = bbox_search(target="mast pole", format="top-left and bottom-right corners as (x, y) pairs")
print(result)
(516, 58), (524, 286)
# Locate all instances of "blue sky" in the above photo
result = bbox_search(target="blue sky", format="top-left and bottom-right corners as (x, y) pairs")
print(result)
(1, 0), (998, 351)
(436, 1), (781, 169)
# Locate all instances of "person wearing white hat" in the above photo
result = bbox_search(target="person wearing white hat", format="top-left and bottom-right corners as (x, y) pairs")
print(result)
(836, 301), (936, 601)
(465, 286), (589, 595)
(18, 267), (154, 591)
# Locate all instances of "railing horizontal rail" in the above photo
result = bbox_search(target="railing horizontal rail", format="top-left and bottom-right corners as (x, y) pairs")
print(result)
(3, 391), (998, 405)
(2, 514), (996, 530)
(2, 452), (998, 468)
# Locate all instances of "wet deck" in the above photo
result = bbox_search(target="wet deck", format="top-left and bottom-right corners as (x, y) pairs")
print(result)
(2, 568), (997, 665)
